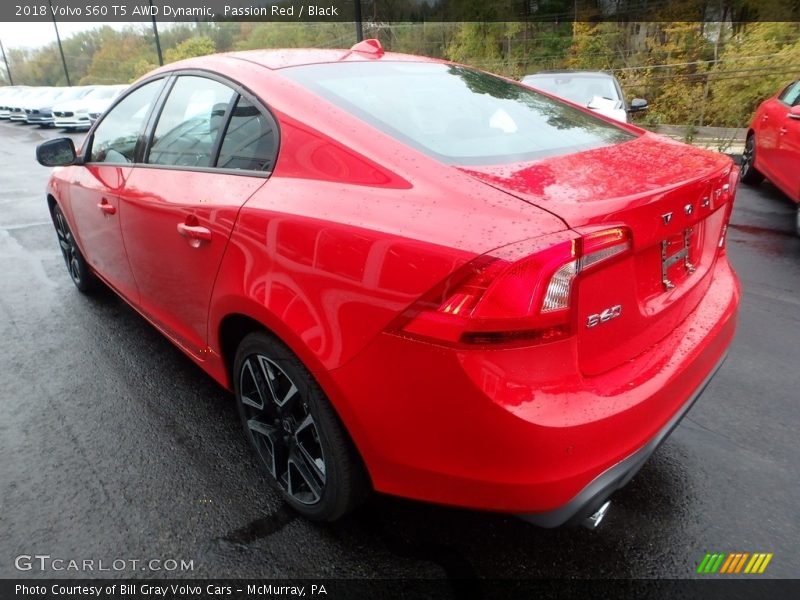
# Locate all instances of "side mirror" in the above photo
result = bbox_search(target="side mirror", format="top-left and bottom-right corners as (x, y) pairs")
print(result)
(628, 98), (648, 113)
(36, 137), (78, 167)
(789, 105), (800, 120)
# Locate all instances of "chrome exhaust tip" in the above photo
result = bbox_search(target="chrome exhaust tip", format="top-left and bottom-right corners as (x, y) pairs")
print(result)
(582, 500), (611, 530)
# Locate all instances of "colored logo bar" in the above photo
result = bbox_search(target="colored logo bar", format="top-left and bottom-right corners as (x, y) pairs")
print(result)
(697, 552), (773, 574)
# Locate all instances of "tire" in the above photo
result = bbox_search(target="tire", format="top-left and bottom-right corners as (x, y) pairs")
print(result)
(740, 133), (765, 185)
(51, 204), (97, 293)
(233, 331), (369, 521)
(795, 205), (800, 238)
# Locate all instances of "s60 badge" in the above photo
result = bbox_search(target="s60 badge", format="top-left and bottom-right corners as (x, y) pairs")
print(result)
(587, 305), (623, 328)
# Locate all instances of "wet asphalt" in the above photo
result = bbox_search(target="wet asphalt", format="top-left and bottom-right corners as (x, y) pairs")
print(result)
(0, 121), (798, 583)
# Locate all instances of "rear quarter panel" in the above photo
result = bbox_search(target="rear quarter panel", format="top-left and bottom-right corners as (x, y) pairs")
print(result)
(206, 57), (567, 377)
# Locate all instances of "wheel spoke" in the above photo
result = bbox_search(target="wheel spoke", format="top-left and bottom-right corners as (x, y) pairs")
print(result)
(295, 413), (326, 479)
(247, 417), (281, 478)
(239, 357), (267, 410)
(70, 257), (81, 282)
(258, 356), (298, 409)
(287, 444), (324, 504)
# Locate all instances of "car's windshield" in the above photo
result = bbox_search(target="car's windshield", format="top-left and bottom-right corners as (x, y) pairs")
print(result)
(283, 62), (635, 166)
(522, 74), (621, 107)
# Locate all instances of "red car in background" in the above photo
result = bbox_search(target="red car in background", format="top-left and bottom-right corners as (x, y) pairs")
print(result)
(741, 80), (800, 234)
(36, 41), (740, 527)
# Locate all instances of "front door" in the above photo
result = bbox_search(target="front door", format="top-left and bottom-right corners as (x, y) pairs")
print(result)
(774, 82), (800, 199)
(70, 79), (167, 301)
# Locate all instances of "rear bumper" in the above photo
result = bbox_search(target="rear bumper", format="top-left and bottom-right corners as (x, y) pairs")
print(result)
(329, 257), (739, 518)
(518, 351), (727, 527)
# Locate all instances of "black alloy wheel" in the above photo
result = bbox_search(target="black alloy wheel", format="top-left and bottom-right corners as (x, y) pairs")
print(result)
(740, 134), (764, 185)
(52, 204), (96, 293)
(234, 332), (368, 521)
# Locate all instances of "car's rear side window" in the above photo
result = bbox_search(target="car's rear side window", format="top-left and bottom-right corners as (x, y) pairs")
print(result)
(282, 62), (636, 166)
(148, 76), (236, 168)
(217, 96), (277, 171)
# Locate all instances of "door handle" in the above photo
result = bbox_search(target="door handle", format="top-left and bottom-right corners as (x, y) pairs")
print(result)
(97, 199), (116, 215)
(177, 222), (212, 242)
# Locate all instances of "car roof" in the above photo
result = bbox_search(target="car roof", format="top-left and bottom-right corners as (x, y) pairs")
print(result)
(222, 47), (440, 71)
(141, 40), (445, 82)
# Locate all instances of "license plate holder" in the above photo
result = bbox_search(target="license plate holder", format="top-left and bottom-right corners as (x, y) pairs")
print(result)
(661, 228), (695, 290)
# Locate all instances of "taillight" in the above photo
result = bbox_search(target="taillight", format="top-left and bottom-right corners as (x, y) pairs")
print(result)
(718, 166), (739, 253)
(394, 227), (632, 346)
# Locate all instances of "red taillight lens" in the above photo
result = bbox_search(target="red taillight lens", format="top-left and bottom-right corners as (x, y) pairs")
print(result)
(395, 227), (631, 346)
(718, 166), (739, 253)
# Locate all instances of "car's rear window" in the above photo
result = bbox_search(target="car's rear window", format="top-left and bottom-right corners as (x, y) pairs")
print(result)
(282, 62), (636, 165)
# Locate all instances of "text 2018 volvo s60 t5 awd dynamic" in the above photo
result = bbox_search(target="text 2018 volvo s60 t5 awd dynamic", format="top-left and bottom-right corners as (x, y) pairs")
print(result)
(37, 40), (740, 526)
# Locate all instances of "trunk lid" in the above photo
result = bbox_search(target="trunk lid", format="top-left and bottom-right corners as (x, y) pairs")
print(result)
(459, 133), (737, 375)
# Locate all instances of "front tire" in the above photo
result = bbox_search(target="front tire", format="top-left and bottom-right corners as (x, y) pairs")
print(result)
(740, 133), (765, 185)
(233, 332), (368, 521)
(51, 204), (96, 293)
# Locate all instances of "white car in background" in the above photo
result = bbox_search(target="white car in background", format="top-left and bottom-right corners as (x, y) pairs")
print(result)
(26, 86), (96, 127)
(0, 86), (30, 118)
(521, 71), (648, 123)
(53, 84), (127, 130)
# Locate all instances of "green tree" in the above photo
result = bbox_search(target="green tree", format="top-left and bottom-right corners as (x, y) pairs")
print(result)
(706, 22), (800, 127)
(165, 36), (216, 63)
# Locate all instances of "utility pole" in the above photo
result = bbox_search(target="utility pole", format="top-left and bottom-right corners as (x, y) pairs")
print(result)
(354, 0), (363, 42)
(0, 39), (13, 85)
(150, 0), (164, 66)
(47, 0), (71, 86)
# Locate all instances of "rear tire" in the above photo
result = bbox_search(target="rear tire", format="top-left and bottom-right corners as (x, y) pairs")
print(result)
(233, 331), (369, 521)
(740, 133), (765, 185)
(51, 204), (97, 293)
(795, 205), (800, 238)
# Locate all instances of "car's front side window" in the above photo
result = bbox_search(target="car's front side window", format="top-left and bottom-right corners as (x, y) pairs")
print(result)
(89, 80), (165, 164)
(778, 81), (800, 107)
(147, 76), (235, 168)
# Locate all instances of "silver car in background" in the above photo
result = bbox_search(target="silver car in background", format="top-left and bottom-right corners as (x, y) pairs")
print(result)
(7, 88), (51, 121)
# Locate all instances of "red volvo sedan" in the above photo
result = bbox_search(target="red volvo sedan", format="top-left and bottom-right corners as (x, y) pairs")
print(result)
(36, 40), (740, 527)
(741, 79), (800, 235)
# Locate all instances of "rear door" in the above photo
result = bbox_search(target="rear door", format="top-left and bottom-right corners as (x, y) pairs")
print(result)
(119, 74), (278, 357)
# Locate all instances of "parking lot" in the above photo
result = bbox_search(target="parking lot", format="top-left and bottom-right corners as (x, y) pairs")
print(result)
(0, 120), (798, 582)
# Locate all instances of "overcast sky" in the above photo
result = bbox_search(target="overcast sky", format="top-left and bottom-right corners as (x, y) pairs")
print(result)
(0, 22), (138, 50)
